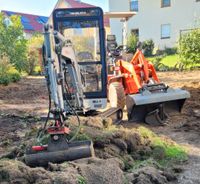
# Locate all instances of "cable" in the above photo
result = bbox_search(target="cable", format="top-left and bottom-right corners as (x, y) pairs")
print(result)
(64, 93), (81, 142)
(36, 67), (52, 144)
(57, 51), (81, 143)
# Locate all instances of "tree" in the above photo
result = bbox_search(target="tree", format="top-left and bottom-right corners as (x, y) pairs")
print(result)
(25, 34), (44, 75)
(0, 13), (27, 71)
(178, 29), (200, 67)
(127, 33), (138, 53)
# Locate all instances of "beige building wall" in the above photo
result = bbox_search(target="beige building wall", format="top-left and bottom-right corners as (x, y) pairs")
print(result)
(109, 0), (200, 49)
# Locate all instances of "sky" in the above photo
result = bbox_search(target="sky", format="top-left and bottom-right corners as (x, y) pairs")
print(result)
(0, 0), (109, 16)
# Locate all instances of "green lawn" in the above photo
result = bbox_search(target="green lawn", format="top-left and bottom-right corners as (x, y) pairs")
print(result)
(148, 54), (179, 67)
(148, 54), (200, 70)
(160, 54), (179, 67)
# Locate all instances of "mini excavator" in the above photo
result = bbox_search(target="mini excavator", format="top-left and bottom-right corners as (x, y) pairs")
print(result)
(25, 7), (109, 167)
(25, 7), (190, 167)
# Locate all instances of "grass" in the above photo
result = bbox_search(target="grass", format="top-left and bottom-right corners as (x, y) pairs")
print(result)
(137, 127), (187, 168)
(130, 158), (162, 171)
(148, 54), (200, 70)
(161, 54), (179, 67)
(148, 54), (179, 67)
(71, 124), (187, 169)
(77, 176), (87, 184)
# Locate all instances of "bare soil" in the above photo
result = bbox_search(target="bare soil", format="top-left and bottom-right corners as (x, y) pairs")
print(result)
(153, 71), (200, 184)
(0, 76), (48, 116)
(0, 71), (199, 184)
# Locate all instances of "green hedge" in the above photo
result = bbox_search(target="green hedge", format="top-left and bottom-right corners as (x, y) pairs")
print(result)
(0, 56), (21, 85)
(0, 67), (21, 85)
(179, 29), (200, 66)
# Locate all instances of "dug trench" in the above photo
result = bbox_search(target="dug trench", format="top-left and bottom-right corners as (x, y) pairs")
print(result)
(0, 71), (199, 184)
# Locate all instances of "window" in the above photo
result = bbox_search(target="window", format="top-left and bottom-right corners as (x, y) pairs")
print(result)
(59, 20), (100, 62)
(130, 0), (138, 12)
(161, 24), (171, 39)
(161, 0), (171, 7)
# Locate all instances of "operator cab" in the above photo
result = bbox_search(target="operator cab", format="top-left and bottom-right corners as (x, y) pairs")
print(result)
(53, 7), (107, 111)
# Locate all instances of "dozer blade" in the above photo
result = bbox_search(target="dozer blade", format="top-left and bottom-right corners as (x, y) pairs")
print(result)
(126, 88), (190, 125)
(25, 140), (94, 167)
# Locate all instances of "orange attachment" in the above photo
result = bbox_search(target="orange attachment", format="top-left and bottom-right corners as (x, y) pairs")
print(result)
(117, 49), (160, 94)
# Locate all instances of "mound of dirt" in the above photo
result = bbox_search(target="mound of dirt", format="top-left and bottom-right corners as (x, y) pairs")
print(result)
(125, 166), (177, 184)
(0, 157), (125, 184)
(175, 84), (200, 132)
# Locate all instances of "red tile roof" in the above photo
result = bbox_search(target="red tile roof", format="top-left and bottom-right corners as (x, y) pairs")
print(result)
(1, 10), (48, 33)
(65, 0), (94, 8)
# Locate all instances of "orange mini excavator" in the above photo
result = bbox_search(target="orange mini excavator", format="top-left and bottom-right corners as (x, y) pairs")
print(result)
(107, 40), (190, 125)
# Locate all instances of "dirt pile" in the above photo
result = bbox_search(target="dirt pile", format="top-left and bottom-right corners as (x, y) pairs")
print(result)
(0, 115), (179, 184)
(0, 158), (177, 184)
(0, 114), (41, 157)
(95, 129), (151, 161)
(0, 157), (125, 184)
(125, 166), (177, 184)
(176, 83), (200, 132)
(66, 116), (152, 163)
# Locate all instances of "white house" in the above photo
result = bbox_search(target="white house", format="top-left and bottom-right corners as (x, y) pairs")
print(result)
(109, 0), (200, 49)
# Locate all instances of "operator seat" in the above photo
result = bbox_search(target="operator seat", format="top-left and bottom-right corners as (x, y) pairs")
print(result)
(106, 34), (120, 57)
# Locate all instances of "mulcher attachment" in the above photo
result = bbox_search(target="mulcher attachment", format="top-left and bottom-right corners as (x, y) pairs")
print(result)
(25, 123), (94, 167)
(25, 138), (94, 167)
(126, 83), (190, 125)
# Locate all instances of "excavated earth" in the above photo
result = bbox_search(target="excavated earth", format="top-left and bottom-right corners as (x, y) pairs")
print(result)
(0, 71), (199, 184)
(151, 71), (200, 184)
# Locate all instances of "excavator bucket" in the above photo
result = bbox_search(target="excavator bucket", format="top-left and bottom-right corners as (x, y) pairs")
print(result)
(126, 87), (190, 125)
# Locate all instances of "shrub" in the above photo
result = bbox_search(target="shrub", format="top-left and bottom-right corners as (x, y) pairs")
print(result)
(142, 39), (154, 57)
(178, 29), (200, 67)
(34, 66), (42, 75)
(8, 67), (21, 82)
(25, 49), (40, 75)
(0, 54), (21, 85)
(0, 75), (10, 85)
(127, 33), (138, 53)
(25, 34), (44, 75)
(163, 47), (177, 55)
